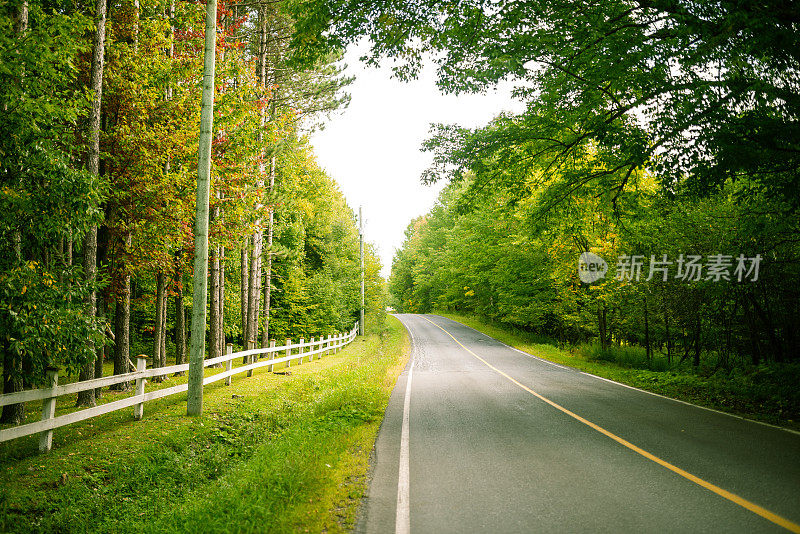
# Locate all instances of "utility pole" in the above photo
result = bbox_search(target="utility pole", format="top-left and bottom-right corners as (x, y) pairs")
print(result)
(359, 206), (365, 336)
(187, 0), (217, 416)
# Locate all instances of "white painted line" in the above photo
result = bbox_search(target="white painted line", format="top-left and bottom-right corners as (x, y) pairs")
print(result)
(431, 314), (799, 437)
(428, 314), (572, 371)
(580, 371), (800, 436)
(396, 324), (415, 534)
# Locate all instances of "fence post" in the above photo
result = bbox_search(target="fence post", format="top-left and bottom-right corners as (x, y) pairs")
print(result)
(247, 341), (254, 377)
(268, 339), (275, 372)
(133, 355), (148, 421)
(298, 338), (304, 365)
(38, 366), (59, 453)
(285, 338), (291, 368)
(310, 337), (315, 361)
(225, 343), (233, 386)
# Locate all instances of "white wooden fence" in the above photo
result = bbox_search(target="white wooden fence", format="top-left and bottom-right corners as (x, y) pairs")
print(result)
(0, 324), (359, 452)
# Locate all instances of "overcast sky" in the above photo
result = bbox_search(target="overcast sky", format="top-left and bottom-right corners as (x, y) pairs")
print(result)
(308, 43), (523, 278)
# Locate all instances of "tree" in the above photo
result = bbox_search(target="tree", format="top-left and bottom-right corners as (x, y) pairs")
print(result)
(76, 0), (108, 407)
(290, 0), (800, 209)
(0, 0), (104, 420)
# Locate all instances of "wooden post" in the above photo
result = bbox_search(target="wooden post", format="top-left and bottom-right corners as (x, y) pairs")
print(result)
(310, 337), (315, 361)
(285, 338), (291, 368)
(225, 343), (233, 386)
(268, 339), (275, 372)
(247, 340), (254, 377)
(39, 366), (59, 453)
(133, 355), (148, 421)
(298, 338), (304, 365)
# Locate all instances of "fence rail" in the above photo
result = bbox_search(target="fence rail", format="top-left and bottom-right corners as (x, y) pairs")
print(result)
(0, 324), (359, 452)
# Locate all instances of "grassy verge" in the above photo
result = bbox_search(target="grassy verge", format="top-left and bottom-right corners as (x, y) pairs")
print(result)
(438, 311), (800, 432)
(0, 316), (410, 533)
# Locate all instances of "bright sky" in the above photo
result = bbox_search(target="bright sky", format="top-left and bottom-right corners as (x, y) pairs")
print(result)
(308, 43), (523, 279)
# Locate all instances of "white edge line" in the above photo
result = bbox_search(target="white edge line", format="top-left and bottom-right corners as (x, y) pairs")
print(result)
(429, 315), (800, 437)
(427, 314), (571, 371)
(395, 320), (415, 534)
(580, 371), (800, 437)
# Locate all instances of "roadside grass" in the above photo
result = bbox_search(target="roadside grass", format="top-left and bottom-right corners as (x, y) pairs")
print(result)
(437, 311), (800, 431)
(0, 316), (409, 533)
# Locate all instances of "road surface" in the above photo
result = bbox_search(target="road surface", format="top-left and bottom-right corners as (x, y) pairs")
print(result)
(357, 314), (800, 533)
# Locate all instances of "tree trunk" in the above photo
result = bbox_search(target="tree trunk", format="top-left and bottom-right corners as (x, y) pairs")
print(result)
(247, 230), (262, 350)
(597, 304), (607, 351)
(209, 244), (220, 363)
(95, 225), (110, 398)
(1, 342), (24, 424)
(262, 154), (275, 348)
(152, 271), (167, 380)
(95, 287), (107, 398)
(160, 284), (167, 364)
(693, 314), (702, 368)
(111, 233), (132, 390)
(174, 269), (187, 374)
(643, 295), (651, 363)
(76, 0), (108, 407)
(240, 240), (249, 349)
(664, 300), (672, 364)
(219, 245), (225, 355)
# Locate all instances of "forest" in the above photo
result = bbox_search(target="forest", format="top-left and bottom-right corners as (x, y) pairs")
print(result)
(284, 0), (800, 377)
(0, 0), (387, 424)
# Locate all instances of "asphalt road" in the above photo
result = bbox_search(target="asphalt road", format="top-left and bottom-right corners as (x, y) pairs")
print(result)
(356, 314), (800, 534)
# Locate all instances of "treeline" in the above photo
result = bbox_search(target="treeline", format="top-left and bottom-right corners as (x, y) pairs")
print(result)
(390, 172), (799, 369)
(0, 0), (385, 424)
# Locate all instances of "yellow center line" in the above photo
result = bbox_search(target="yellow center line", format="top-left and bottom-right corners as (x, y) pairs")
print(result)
(421, 316), (800, 533)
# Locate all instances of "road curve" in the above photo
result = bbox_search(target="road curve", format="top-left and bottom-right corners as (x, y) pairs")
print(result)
(356, 314), (800, 534)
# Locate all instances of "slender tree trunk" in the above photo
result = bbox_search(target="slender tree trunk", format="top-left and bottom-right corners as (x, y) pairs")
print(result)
(664, 299), (672, 364)
(693, 314), (702, 367)
(262, 154), (275, 348)
(209, 244), (220, 363)
(76, 0), (108, 407)
(174, 269), (186, 374)
(160, 285), (167, 363)
(247, 231), (261, 349)
(152, 271), (166, 380)
(219, 245), (225, 355)
(186, 0), (217, 416)
(111, 232), (132, 390)
(643, 295), (651, 363)
(95, 288), (107, 397)
(94, 225), (110, 398)
(1, 342), (24, 424)
(597, 304), (607, 351)
(240, 240), (249, 349)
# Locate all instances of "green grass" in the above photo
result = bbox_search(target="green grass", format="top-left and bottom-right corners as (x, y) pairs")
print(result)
(437, 311), (800, 431)
(0, 316), (410, 533)
(576, 340), (671, 372)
